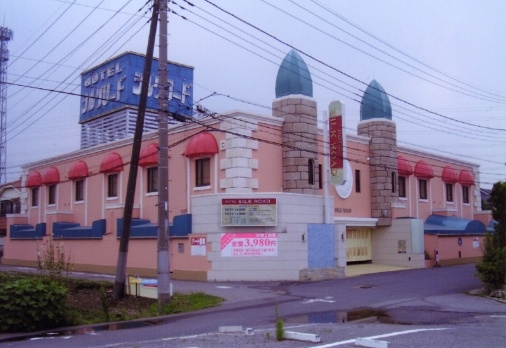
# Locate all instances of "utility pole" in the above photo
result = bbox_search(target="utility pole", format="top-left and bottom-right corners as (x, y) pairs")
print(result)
(157, 0), (171, 307)
(0, 27), (13, 185)
(113, 0), (159, 301)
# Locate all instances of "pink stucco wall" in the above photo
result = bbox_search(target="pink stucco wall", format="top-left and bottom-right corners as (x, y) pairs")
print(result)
(424, 234), (485, 264)
(393, 152), (479, 221)
(332, 139), (372, 218)
(2, 111), (487, 278)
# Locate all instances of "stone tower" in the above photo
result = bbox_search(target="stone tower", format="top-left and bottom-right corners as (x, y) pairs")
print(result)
(357, 80), (398, 226)
(272, 50), (319, 194)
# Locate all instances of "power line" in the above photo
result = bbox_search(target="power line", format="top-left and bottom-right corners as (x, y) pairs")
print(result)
(268, 0), (506, 104)
(309, 0), (506, 102)
(173, 3), (504, 140)
(200, 0), (506, 132)
(6, 0), (148, 139)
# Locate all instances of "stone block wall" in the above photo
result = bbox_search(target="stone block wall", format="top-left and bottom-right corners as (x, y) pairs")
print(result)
(272, 96), (320, 194)
(219, 118), (259, 193)
(358, 120), (398, 226)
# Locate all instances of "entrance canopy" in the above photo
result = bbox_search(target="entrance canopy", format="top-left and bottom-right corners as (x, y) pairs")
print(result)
(424, 215), (487, 235)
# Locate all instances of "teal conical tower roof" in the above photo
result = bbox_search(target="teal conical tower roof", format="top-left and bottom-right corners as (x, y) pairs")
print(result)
(360, 80), (392, 120)
(275, 50), (313, 98)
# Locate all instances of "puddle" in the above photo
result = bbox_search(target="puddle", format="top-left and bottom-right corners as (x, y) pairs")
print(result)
(353, 285), (377, 289)
(3, 319), (164, 343)
(284, 308), (394, 324)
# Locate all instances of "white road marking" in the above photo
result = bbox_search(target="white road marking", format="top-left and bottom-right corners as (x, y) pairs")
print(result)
(310, 328), (448, 347)
(302, 298), (336, 304)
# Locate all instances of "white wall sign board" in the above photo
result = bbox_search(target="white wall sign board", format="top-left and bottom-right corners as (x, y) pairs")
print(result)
(221, 233), (278, 257)
(221, 198), (277, 226)
(191, 237), (206, 256)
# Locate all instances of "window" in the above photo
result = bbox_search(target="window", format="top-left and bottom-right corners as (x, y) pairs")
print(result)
(398, 176), (406, 198)
(445, 183), (453, 202)
(318, 164), (323, 190)
(147, 167), (158, 193)
(196, 158), (210, 187)
(462, 185), (469, 204)
(31, 188), (39, 207)
(419, 179), (427, 200)
(108, 174), (118, 198)
(355, 169), (361, 193)
(308, 159), (315, 185)
(391, 172), (396, 193)
(0, 201), (18, 217)
(75, 180), (84, 201)
(48, 184), (56, 205)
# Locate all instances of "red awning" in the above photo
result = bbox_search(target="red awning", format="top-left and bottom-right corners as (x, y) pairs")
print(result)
(459, 170), (475, 186)
(100, 152), (124, 173)
(184, 132), (219, 158)
(26, 171), (42, 188)
(68, 160), (89, 180)
(414, 161), (434, 179)
(442, 166), (459, 183)
(139, 143), (158, 167)
(397, 156), (413, 176)
(42, 167), (60, 184)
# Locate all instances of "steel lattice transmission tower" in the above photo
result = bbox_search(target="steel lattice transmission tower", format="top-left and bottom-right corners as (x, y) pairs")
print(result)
(0, 27), (13, 185)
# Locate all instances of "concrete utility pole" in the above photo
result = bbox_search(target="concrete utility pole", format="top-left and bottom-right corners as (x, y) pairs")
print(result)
(113, 0), (159, 301)
(157, 0), (171, 307)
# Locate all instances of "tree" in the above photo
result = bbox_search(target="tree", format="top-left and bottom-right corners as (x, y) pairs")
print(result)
(476, 181), (506, 290)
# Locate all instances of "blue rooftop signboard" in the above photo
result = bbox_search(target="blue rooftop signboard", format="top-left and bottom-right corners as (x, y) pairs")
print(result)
(80, 52), (194, 123)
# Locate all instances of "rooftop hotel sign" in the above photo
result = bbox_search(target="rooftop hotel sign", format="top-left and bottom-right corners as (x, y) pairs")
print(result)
(80, 52), (193, 122)
(329, 101), (346, 185)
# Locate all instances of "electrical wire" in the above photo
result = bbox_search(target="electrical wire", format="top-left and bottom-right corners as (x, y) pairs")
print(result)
(172, 3), (505, 141)
(200, 0), (506, 132)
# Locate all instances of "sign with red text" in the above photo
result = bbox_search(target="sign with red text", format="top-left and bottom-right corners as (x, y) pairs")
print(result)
(221, 198), (277, 226)
(220, 233), (278, 257)
(329, 101), (346, 185)
(190, 237), (206, 256)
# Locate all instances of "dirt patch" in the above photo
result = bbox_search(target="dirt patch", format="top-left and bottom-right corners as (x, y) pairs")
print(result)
(67, 286), (157, 321)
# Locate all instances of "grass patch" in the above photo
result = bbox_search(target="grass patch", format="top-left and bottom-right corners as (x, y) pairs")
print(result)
(148, 292), (223, 316)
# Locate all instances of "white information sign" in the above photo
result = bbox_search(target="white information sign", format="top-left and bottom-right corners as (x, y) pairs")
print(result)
(221, 198), (277, 226)
(191, 237), (206, 256)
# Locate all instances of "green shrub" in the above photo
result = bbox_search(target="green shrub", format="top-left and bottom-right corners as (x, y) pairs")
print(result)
(0, 277), (68, 332)
(476, 181), (506, 290)
(275, 318), (285, 341)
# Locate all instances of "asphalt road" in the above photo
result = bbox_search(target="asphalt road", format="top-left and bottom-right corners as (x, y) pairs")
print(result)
(1, 264), (505, 347)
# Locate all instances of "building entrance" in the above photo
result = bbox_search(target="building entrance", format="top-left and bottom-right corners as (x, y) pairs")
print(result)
(346, 228), (372, 262)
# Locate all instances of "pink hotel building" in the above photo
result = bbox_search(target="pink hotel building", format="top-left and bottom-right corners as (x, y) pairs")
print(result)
(1, 51), (492, 281)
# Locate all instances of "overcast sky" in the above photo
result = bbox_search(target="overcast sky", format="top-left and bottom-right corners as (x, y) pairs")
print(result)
(1, 0), (505, 188)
